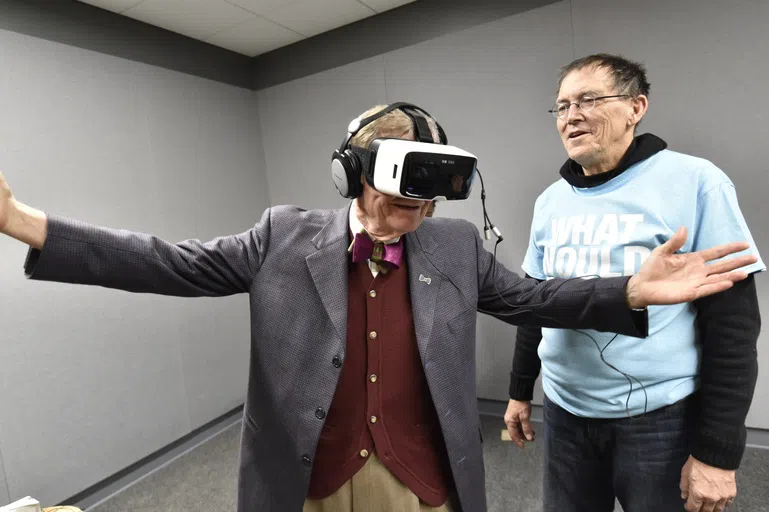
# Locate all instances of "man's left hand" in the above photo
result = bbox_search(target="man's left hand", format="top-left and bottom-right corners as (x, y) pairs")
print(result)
(626, 226), (757, 308)
(680, 455), (737, 512)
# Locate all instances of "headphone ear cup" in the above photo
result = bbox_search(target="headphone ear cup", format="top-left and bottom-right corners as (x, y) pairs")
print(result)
(344, 149), (363, 198)
(331, 150), (363, 198)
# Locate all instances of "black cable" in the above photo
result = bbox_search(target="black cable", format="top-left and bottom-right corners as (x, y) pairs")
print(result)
(415, 168), (605, 325)
(476, 169), (499, 242)
(573, 329), (649, 419)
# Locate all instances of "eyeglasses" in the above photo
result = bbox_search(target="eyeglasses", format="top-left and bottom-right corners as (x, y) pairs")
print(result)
(548, 95), (631, 119)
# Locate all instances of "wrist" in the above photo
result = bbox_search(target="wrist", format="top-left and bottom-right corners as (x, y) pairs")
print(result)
(1, 197), (20, 235)
(625, 275), (646, 309)
(5, 199), (48, 249)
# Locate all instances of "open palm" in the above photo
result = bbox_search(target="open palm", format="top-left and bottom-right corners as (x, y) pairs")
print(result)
(629, 227), (756, 308)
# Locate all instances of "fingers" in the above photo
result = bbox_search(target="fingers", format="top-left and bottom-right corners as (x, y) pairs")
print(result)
(702, 271), (748, 288)
(505, 411), (536, 448)
(715, 498), (730, 512)
(680, 473), (689, 501)
(694, 281), (735, 300)
(696, 241), (751, 263)
(685, 493), (704, 512)
(507, 424), (526, 448)
(505, 419), (525, 449)
(661, 226), (687, 254)
(521, 416), (535, 442)
(706, 255), (757, 276)
(685, 492), (730, 512)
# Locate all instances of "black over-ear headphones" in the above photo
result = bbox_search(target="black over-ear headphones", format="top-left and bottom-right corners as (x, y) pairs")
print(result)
(330, 102), (448, 198)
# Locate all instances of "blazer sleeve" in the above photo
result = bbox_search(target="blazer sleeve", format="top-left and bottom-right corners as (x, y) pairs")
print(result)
(472, 223), (648, 338)
(24, 208), (272, 297)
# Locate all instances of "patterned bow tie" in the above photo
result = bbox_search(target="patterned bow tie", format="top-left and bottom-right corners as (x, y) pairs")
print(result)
(349, 232), (403, 273)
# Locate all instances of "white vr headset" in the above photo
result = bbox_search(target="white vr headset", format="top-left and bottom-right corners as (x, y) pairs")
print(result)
(331, 102), (478, 201)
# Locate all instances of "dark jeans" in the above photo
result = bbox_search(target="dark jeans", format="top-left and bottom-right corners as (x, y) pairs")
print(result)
(543, 394), (694, 512)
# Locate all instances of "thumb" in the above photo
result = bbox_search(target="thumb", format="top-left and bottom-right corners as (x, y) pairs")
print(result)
(661, 226), (687, 254)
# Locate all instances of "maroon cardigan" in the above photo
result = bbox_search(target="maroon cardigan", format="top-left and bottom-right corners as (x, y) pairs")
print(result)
(307, 257), (453, 506)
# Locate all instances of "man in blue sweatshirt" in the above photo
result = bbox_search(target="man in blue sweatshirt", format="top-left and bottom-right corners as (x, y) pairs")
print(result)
(504, 54), (764, 512)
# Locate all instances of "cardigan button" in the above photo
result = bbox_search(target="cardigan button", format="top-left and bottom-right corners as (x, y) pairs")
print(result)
(332, 356), (342, 368)
(302, 455), (311, 466)
(315, 408), (326, 420)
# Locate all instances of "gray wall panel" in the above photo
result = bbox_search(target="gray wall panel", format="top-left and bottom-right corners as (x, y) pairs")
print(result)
(0, 457), (8, 505)
(257, 56), (388, 210)
(0, 28), (266, 505)
(571, 0), (769, 429)
(252, 0), (561, 90)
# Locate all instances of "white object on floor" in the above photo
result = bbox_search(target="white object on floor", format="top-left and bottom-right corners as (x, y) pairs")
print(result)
(0, 496), (43, 512)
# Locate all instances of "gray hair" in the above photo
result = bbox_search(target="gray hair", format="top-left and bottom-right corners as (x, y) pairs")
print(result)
(557, 53), (651, 98)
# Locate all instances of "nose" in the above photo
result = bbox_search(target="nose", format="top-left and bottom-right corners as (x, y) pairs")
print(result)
(564, 102), (582, 121)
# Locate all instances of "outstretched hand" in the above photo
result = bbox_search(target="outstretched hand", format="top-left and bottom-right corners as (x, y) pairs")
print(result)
(626, 227), (756, 309)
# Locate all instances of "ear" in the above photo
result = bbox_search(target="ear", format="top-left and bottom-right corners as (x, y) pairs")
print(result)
(628, 94), (649, 127)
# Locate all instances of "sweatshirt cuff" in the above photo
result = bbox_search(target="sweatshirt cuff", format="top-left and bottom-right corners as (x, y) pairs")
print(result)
(690, 427), (746, 470)
(509, 373), (536, 401)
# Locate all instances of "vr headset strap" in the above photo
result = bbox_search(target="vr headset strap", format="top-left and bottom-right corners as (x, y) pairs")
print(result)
(401, 107), (435, 143)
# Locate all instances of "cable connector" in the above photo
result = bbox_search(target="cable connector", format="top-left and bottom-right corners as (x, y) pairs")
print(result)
(484, 227), (491, 240)
(491, 226), (503, 241)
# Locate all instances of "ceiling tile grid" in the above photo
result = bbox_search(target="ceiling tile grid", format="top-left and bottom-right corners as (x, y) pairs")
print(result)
(78, 0), (418, 56)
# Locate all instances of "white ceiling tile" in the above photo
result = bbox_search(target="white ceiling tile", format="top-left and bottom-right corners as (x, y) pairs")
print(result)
(358, 0), (416, 14)
(78, 0), (144, 13)
(262, 0), (375, 38)
(224, 0), (293, 16)
(206, 16), (304, 56)
(123, 0), (256, 40)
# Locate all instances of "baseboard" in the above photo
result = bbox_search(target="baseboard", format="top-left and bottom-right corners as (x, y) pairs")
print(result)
(477, 398), (769, 450)
(62, 405), (244, 510)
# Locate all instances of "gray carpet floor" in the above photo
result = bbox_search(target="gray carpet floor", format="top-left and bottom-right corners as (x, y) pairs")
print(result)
(90, 415), (769, 511)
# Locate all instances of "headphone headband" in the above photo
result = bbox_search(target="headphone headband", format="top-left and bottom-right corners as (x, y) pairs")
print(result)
(339, 102), (447, 152)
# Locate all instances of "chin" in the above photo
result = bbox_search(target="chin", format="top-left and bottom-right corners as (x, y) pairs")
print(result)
(388, 214), (423, 234)
(566, 146), (592, 164)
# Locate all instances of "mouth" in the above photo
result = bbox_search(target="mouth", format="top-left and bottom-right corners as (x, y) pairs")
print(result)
(393, 203), (422, 212)
(567, 130), (590, 141)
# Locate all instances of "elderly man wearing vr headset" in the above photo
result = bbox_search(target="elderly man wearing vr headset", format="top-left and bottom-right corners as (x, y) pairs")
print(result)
(0, 102), (758, 512)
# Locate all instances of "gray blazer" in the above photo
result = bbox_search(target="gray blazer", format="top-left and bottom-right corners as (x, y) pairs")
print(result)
(25, 203), (646, 512)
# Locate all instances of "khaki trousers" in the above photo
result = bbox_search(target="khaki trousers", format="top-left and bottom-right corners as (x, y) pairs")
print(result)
(303, 453), (453, 512)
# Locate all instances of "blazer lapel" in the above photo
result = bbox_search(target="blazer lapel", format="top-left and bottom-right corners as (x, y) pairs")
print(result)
(306, 206), (351, 346)
(405, 226), (441, 360)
